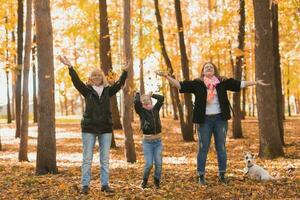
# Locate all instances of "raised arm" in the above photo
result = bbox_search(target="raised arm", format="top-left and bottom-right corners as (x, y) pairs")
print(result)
(152, 93), (164, 111)
(155, 71), (181, 90)
(108, 70), (128, 97)
(108, 61), (130, 97)
(58, 56), (89, 97)
(134, 92), (143, 115)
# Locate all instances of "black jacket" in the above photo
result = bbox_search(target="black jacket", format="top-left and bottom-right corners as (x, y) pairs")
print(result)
(179, 78), (241, 124)
(69, 67), (128, 134)
(134, 93), (164, 135)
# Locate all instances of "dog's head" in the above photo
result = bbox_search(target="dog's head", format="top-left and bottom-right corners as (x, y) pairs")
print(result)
(244, 152), (255, 166)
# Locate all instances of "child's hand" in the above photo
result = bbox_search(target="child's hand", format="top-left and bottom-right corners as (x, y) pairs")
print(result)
(121, 59), (131, 71)
(155, 70), (168, 77)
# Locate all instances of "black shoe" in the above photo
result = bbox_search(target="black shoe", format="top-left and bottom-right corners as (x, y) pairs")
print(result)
(154, 178), (160, 189)
(219, 173), (229, 184)
(198, 174), (206, 185)
(101, 185), (114, 193)
(81, 186), (89, 194)
(141, 179), (148, 189)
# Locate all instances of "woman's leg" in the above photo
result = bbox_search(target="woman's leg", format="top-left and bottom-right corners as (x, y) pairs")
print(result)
(197, 117), (213, 175)
(212, 115), (228, 174)
(99, 133), (112, 187)
(153, 140), (163, 181)
(81, 132), (97, 187)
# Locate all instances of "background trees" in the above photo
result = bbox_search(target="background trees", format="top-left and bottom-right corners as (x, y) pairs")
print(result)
(0, 0), (299, 163)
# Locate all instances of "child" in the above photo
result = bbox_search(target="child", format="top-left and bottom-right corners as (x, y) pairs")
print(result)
(134, 92), (164, 189)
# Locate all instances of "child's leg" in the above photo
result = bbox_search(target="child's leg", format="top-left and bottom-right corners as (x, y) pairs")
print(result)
(143, 140), (154, 181)
(153, 140), (163, 181)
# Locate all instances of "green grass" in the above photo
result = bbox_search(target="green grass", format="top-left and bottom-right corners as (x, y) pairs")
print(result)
(55, 117), (80, 123)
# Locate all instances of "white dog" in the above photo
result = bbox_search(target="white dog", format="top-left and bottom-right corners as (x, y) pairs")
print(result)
(243, 152), (274, 181)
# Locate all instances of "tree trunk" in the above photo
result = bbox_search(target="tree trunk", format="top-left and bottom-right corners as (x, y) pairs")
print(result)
(208, 0), (213, 61)
(138, 1), (145, 95)
(15, 0), (24, 138)
(242, 88), (246, 118)
(154, 0), (189, 141)
(228, 40), (235, 76)
(99, 0), (122, 130)
(296, 96), (300, 114)
(11, 31), (16, 121)
(34, 0), (58, 174)
(272, 3), (284, 145)
(70, 99), (75, 115)
(32, 35), (38, 123)
(63, 91), (68, 116)
(174, 0), (194, 141)
(139, 60), (145, 94)
(123, 0), (136, 163)
(232, 0), (245, 139)
(253, 0), (284, 159)
(19, 0), (32, 162)
(287, 62), (291, 117)
(5, 16), (12, 124)
(6, 71), (12, 124)
(242, 65), (246, 118)
(170, 86), (178, 120)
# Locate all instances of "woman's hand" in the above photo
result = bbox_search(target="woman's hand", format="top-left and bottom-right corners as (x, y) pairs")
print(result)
(58, 55), (72, 68)
(256, 79), (270, 86)
(121, 59), (131, 71)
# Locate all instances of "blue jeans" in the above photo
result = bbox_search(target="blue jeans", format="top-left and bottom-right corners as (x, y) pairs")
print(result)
(142, 139), (163, 181)
(81, 132), (112, 187)
(197, 114), (228, 175)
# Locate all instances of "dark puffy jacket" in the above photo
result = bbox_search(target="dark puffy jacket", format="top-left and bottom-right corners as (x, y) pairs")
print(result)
(134, 93), (164, 135)
(69, 67), (127, 134)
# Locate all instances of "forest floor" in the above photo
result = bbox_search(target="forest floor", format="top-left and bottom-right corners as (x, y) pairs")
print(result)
(0, 117), (299, 200)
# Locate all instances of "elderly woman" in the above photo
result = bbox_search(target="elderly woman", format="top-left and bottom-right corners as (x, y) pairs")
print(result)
(59, 56), (128, 194)
(156, 62), (268, 185)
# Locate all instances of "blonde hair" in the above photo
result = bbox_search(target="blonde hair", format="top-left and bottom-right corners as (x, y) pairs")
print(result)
(86, 68), (108, 86)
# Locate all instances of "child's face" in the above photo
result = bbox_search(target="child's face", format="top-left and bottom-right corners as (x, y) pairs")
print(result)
(141, 95), (152, 106)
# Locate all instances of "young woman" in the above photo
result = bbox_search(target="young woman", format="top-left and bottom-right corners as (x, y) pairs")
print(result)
(134, 92), (164, 189)
(156, 62), (268, 185)
(59, 56), (128, 194)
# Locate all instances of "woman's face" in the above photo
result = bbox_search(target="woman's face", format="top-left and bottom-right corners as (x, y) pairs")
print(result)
(203, 63), (215, 77)
(91, 70), (103, 86)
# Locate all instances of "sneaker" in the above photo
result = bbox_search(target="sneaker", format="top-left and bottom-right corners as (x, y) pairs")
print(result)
(141, 179), (148, 189)
(219, 173), (229, 184)
(198, 174), (206, 185)
(154, 178), (160, 189)
(101, 185), (114, 193)
(81, 186), (89, 194)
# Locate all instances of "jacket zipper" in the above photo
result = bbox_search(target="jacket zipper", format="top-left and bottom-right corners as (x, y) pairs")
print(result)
(151, 110), (157, 134)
